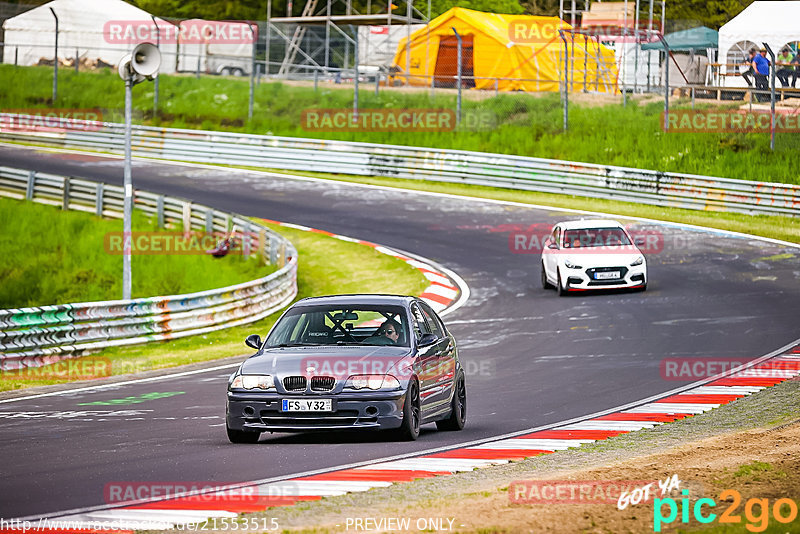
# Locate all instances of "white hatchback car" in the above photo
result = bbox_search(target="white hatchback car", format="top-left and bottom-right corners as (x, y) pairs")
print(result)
(541, 219), (647, 295)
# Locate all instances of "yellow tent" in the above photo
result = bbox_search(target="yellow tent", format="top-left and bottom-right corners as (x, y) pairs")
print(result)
(392, 7), (618, 92)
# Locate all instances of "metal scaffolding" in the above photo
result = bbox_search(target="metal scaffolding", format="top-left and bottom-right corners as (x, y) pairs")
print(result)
(265, 0), (427, 78)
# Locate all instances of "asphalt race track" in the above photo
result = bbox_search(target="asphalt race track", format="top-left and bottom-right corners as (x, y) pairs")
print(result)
(1, 144), (799, 519)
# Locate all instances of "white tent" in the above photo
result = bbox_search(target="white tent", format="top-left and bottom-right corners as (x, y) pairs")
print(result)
(718, 1), (800, 87)
(2, 0), (177, 73)
(358, 24), (425, 67)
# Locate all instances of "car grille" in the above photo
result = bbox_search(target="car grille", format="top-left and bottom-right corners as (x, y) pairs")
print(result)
(260, 410), (361, 427)
(586, 266), (628, 281)
(283, 376), (307, 391)
(310, 376), (335, 391)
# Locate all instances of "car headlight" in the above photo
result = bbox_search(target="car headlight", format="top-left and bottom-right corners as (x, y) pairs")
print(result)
(630, 256), (644, 267)
(564, 260), (582, 269)
(344, 374), (401, 391)
(230, 374), (274, 390)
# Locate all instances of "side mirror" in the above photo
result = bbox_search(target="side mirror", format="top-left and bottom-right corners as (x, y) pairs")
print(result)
(418, 333), (437, 346)
(547, 240), (559, 249)
(245, 334), (262, 350)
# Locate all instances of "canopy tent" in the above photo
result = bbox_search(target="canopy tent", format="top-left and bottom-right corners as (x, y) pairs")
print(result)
(718, 1), (800, 86)
(2, 0), (177, 73)
(391, 7), (618, 92)
(641, 26), (718, 51)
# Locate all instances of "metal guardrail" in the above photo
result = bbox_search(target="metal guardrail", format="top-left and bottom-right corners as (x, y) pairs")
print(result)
(0, 165), (298, 370)
(0, 114), (797, 217)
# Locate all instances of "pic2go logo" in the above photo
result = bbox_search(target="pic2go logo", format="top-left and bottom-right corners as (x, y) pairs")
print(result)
(654, 490), (799, 533)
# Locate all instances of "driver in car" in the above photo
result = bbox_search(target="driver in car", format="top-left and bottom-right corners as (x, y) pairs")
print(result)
(364, 319), (401, 345)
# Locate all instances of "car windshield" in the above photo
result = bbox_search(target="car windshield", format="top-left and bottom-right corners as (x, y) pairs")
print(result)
(563, 227), (631, 248)
(264, 305), (410, 348)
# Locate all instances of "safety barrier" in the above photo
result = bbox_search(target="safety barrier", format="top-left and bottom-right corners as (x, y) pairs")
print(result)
(0, 165), (298, 370)
(1, 113), (798, 217)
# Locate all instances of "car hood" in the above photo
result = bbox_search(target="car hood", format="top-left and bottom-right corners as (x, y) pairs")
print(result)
(559, 246), (643, 267)
(240, 345), (413, 379)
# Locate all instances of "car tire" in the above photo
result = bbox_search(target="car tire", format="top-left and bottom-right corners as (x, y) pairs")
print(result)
(226, 425), (261, 444)
(436, 372), (466, 431)
(541, 262), (553, 290)
(220, 67), (231, 76)
(396, 380), (421, 441)
(557, 269), (568, 296)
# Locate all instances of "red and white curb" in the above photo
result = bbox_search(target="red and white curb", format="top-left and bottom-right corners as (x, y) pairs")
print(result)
(260, 219), (468, 316)
(17, 343), (800, 530)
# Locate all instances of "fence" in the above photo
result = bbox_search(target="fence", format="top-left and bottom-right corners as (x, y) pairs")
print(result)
(0, 165), (298, 370)
(0, 114), (798, 217)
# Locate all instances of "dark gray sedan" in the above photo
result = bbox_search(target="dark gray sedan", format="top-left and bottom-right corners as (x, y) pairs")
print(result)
(226, 294), (466, 443)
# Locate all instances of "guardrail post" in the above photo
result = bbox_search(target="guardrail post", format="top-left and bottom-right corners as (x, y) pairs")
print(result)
(62, 176), (70, 210)
(26, 170), (35, 200)
(269, 235), (278, 264)
(205, 209), (214, 234)
(75, 48), (79, 73)
(156, 195), (165, 228)
(452, 27), (462, 126)
(96, 182), (104, 217)
(279, 240), (286, 267)
(242, 222), (252, 256)
(259, 229), (267, 261)
(182, 202), (192, 234)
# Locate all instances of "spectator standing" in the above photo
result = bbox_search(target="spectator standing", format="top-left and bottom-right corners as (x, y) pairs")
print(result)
(752, 48), (771, 101)
(776, 47), (795, 87)
(741, 47), (757, 86)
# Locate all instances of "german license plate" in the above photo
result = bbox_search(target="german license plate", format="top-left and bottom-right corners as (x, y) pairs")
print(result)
(595, 271), (620, 280)
(281, 399), (332, 411)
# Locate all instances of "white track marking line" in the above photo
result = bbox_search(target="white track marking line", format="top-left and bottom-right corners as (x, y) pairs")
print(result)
(625, 403), (720, 414)
(557, 421), (662, 431)
(473, 438), (594, 450)
(680, 386), (764, 395)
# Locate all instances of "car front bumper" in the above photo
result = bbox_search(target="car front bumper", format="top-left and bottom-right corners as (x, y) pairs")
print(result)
(226, 390), (406, 432)
(561, 264), (647, 291)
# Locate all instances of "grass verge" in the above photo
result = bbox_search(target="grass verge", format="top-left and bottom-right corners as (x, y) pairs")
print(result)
(0, 222), (430, 392)
(1, 64), (799, 183)
(0, 196), (271, 307)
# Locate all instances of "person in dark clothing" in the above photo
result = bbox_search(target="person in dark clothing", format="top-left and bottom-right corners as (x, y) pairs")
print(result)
(790, 53), (800, 88)
(752, 48), (771, 101)
(776, 47), (795, 87)
(741, 47), (758, 87)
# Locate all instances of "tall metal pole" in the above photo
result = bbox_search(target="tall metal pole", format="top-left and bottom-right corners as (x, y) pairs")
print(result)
(151, 15), (160, 116)
(452, 27), (462, 125)
(633, 0), (640, 94)
(405, 0), (412, 85)
(248, 23), (256, 120)
(49, 8), (58, 103)
(266, 0), (272, 76)
(353, 27), (359, 121)
(560, 30), (569, 132)
(660, 34), (669, 131)
(764, 42), (776, 151)
(123, 74), (133, 300)
(622, 0), (628, 106)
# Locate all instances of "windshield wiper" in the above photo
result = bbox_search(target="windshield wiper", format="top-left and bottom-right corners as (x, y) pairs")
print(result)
(271, 342), (314, 348)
